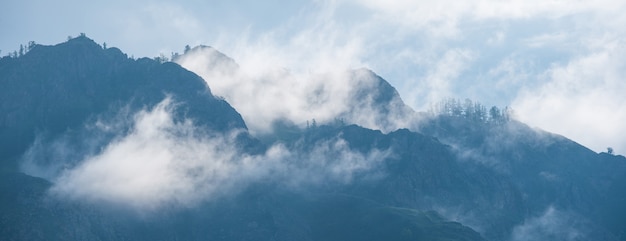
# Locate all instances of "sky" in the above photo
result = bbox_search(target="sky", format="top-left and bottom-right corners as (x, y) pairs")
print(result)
(2, 0), (626, 154)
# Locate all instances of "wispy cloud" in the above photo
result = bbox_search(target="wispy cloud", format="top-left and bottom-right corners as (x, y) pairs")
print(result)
(163, 0), (626, 153)
(5, 0), (626, 153)
(510, 206), (585, 241)
(513, 39), (626, 153)
(24, 97), (390, 211)
(175, 46), (416, 135)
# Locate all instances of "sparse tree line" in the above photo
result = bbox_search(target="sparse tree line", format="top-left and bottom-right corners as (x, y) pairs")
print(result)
(306, 118), (346, 130)
(2, 41), (37, 58)
(429, 98), (514, 124)
(3, 33), (90, 59)
(152, 45), (193, 64)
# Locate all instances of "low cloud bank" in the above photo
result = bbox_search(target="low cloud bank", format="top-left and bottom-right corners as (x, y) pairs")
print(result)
(21, 97), (390, 211)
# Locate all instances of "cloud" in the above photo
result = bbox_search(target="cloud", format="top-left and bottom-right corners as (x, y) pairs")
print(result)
(513, 39), (626, 154)
(522, 32), (569, 48)
(510, 206), (585, 241)
(27, 97), (389, 211)
(183, 0), (626, 156)
(6, 0), (626, 158)
(175, 46), (416, 135)
(409, 48), (475, 108)
(171, 0), (626, 154)
(487, 31), (506, 46)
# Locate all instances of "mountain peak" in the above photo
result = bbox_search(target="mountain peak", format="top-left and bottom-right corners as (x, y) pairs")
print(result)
(65, 34), (99, 45)
(175, 44), (239, 78)
(3, 36), (626, 241)
(175, 47), (417, 134)
(0, 36), (248, 167)
(49, 34), (103, 55)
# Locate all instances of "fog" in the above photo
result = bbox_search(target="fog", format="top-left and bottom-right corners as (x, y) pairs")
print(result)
(21, 97), (390, 211)
(175, 46), (417, 135)
(513, 42), (626, 154)
(510, 206), (585, 241)
(3, 0), (626, 153)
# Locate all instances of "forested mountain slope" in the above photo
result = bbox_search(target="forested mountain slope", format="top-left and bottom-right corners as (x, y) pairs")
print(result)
(1, 36), (624, 241)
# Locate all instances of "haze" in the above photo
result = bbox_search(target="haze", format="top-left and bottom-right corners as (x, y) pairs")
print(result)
(2, 0), (625, 154)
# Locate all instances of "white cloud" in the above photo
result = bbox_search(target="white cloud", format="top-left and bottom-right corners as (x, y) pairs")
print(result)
(354, 0), (616, 22)
(523, 32), (568, 48)
(175, 45), (416, 135)
(513, 40), (626, 154)
(420, 49), (475, 107)
(510, 206), (584, 241)
(40, 97), (389, 211)
(163, 0), (626, 155)
(487, 31), (506, 46)
(5, 0), (626, 158)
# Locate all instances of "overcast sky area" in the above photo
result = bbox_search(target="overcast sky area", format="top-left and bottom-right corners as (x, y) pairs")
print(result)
(2, 0), (625, 154)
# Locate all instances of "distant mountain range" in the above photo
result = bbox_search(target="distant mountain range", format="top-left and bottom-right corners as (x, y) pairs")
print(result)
(1, 36), (624, 241)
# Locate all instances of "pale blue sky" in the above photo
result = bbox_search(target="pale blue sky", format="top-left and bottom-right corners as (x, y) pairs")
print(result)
(2, 0), (626, 154)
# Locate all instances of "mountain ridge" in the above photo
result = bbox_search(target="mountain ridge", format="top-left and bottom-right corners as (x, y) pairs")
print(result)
(174, 46), (419, 135)
(0, 36), (252, 169)
(1, 36), (625, 241)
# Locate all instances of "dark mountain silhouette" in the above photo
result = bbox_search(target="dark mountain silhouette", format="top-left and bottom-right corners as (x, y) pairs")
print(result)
(0, 170), (485, 241)
(0, 37), (482, 241)
(0, 36), (252, 170)
(1, 36), (625, 241)
(418, 106), (626, 240)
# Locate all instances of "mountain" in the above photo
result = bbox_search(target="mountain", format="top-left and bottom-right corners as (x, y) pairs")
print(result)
(175, 45), (626, 239)
(0, 170), (486, 241)
(339, 68), (418, 132)
(1, 36), (625, 241)
(0, 37), (483, 241)
(0, 36), (253, 171)
(418, 109), (626, 240)
(251, 117), (626, 240)
(174, 46), (417, 134)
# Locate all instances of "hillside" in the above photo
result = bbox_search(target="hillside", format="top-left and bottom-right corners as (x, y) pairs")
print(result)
(1, 36), (625, 241)
(0, 36), (251, 170)
(174, 46), (418, 134)
(0, 37), (483, 241)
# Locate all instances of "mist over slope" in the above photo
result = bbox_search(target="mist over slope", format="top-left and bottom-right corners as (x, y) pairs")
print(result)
(1, 36), (625, 241)
(0, 36), (250, 170)
(174, 45), (418, 135)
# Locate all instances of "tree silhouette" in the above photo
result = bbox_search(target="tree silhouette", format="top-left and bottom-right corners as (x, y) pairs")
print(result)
(431, 98), (512, 125)
(154, 53), (169, 63)
(27, 41), (36, 51)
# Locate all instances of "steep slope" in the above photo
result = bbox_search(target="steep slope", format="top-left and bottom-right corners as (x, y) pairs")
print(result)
(0, 169), (485, 241)
(290, 124), (526, 240)
(0, 37), (485, 241)
(3, 36), (624, 241)
(339, 68), (417, 132)
(174, 46), (417, 134)
(419, 109), (626, 240)
(0, 36), (250, 169)
(172, 45), (626, 240)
